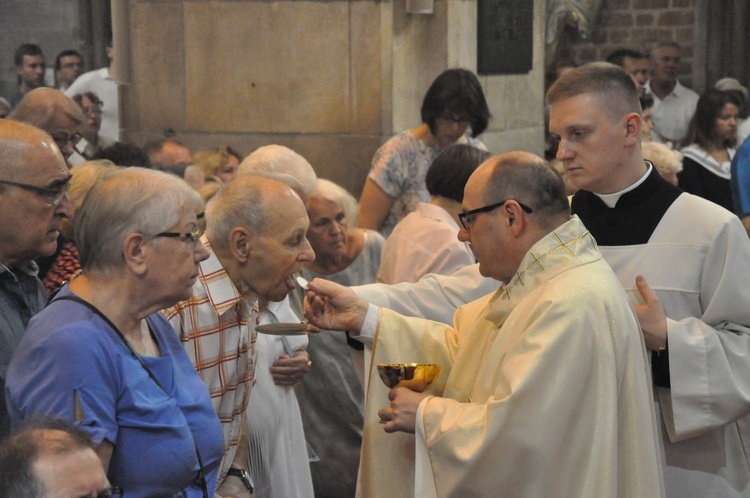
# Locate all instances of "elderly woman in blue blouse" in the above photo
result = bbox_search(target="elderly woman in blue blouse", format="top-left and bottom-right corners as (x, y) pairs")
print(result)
(6, 167), (225, 497)
(358, 68), (491, 237)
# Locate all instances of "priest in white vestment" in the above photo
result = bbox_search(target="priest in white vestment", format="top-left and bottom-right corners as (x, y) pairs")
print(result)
(304, 152), (664, 497)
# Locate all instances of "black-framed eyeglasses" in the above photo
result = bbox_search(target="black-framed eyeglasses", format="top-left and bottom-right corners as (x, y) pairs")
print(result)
(153, 228), (202, 247)
(77, 486), (122, 498)
(0, 179), (71, 205)
(458, 199), (533, 230)
(51, 132), (83, 150)
(438, 113), (470, 124)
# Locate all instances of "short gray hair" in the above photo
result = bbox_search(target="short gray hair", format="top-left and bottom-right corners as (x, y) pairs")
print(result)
(75, 167), (202, 271)
(311, 179), (359, 230)
(237, 145), (318, 199)
(203, 175), (273, 252)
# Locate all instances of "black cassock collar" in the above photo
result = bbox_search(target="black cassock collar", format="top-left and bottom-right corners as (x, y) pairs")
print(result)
(571, 164), (683, 246)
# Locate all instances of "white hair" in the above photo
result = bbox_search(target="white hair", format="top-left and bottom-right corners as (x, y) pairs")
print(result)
(75, 167), (202, 271)
(641, 141), (683, 175)
(311, 179), (359, 230)
(237, 145), (318, 198)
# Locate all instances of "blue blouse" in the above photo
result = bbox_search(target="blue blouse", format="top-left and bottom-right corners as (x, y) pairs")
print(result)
(6, 285), (224, 497)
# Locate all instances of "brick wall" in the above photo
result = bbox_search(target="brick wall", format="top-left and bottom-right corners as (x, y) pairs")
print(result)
(559, 0), (698, 88)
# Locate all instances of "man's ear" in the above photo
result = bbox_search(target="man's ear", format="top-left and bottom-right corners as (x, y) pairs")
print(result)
(122, 232), (149, 276)
(624, 112), (643, 147)
(505, 201), (525, 237)
(228, 227), (253, 263)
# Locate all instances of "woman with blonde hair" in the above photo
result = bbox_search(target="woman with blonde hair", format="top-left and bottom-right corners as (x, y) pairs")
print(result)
(193, 146), (242, 185)
(7, 168), (224, 496)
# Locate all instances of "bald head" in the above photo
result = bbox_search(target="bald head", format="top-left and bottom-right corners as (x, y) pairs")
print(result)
(474, 151), (570, 230)
(0, 119), (64, 179)
(10, 88), (84, 161)
(205, 175), (302, 251)
(0, 119), (72, 268)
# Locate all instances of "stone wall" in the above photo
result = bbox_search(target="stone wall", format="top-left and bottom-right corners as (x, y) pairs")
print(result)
(557, 0), (705, 91)
(2, 0), (546, 197)
(120, 0), (547, 196)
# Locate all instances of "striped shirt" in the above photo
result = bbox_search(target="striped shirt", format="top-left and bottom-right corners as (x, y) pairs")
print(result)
(163, 238), (258, 483)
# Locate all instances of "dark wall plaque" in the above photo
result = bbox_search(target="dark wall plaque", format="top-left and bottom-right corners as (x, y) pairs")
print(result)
(477, 0), (534, 75)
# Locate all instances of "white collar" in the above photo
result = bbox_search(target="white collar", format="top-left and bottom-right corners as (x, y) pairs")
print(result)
(594, 163), (652, 208)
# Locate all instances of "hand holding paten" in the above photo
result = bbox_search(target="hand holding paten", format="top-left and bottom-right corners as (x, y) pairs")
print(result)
(303, 278), (368, 333)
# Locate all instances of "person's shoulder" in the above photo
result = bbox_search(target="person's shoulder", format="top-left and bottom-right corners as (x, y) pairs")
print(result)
(661, 194), (743, 242)
(362, 228), (386, 248)
(23, 302), (111, 356)
(465, 137), (488, 150)
(676, 81), (700, 101)
(673, 193), (736, 220)
(64, 69), (104, 95)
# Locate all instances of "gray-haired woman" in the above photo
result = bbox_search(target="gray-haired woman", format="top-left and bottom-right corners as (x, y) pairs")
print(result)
(7, 167), (225, 497)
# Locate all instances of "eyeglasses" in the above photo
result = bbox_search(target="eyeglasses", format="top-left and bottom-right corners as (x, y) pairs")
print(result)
(438, 113), (470, 124)
(82, 106), (103, 116)
(153, 228), (202, 247)
(458, 199), (533, 230)
(0, 179), (71, 205)
(77, 486), (122, 498)
(51, 132), (83, 150)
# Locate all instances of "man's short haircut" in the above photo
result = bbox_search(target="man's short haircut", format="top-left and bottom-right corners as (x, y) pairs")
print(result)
(421, 68), (491, 138)
(606, 48), (645, 68)
(238, 145), (318, 200)
(311, 179), (360, 230)
(75, 167), (202, 271)
(9, 87), (85, 128)
(546, 62), (642, 121)
(650, 40), (681, 58)
(683, 89), (741, 149)
(203, 175), (273, 252)
(482, 152), (570, 231)
(14, 44), (43, 67)
(54, 49), (82, 71)
(426, 144), (491, 203)
(0, 417), (95, 498)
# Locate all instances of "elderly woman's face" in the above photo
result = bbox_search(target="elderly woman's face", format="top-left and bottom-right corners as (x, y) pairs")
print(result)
(306, 195), (348, 260)
(147, 210), (209, 304)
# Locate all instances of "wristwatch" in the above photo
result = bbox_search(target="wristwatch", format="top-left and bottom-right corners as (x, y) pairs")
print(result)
(227, 467), (254, 493)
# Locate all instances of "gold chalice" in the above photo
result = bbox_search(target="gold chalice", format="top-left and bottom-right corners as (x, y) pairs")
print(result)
(377, 363), (441, 393)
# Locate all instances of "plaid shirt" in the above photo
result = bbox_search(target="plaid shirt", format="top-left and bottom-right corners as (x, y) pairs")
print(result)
(163, 239), (258, 482)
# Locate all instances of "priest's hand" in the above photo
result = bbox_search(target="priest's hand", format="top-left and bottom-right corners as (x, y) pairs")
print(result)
(633, 274), (668, 351)
(378, 387), (430, 434)
(304, 278), (369, 333)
